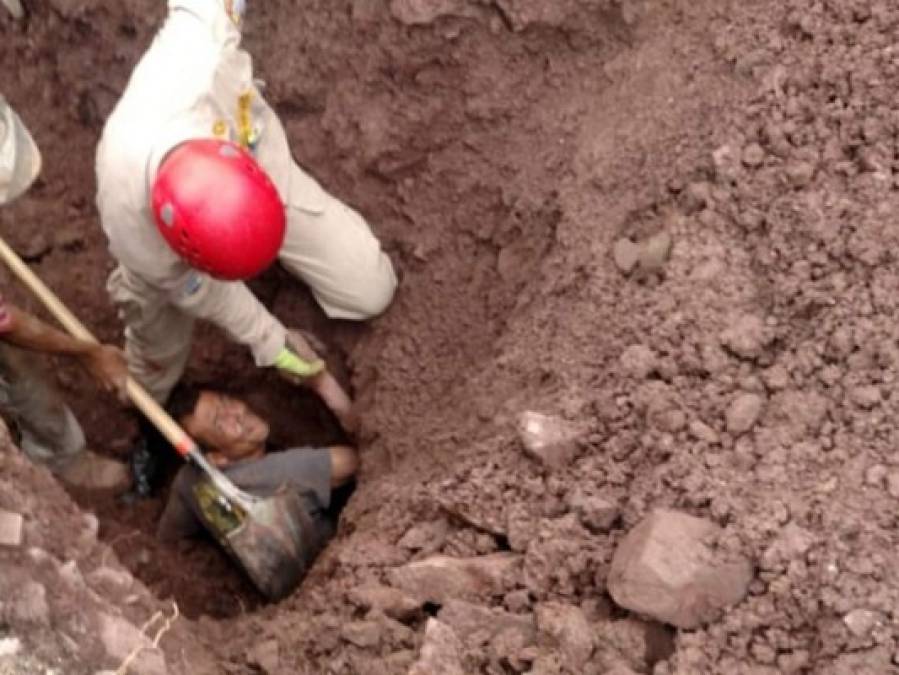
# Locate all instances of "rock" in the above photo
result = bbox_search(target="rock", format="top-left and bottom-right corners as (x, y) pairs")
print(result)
(566, 490), (619, 532)
(786, 161), (815, 187)
(397, 519), (449, 552)
(389, 0), (473, 25)
(613, 238), (641, 274)
(720, 314), (770, 359)
(10, 581), (49, 625)
(516, 411), (581, 469)
(843, 609), (883, 638)
(760, 523), (817, 570)
(688, 420), (719, 443)
(341, 620), (383, 648)
(536, 602), (595, 671)
(608, 509), (753, 629)
(864, 464), (887, 487)
(0, 636), (21, 657)
(99, 613), (167, 675)
(409, 619), (465, 675)
(347, 584), (422, 622)
(388, 554), (520, 604)
(726, 393), (765, 435)
(0, 509), (23, 547)
(849, 385), (881, 409)
(887, 473), (899, 499)
(619, 345), (658, 379)
(638, 231), (673, 273)
(490, 624), (534, 672)
(598, 618), (675, 672)
(437, 599), (535, 646)
(246, 639), (279, 674)
(87, 566), (135, 598)
(741, 142), (766, 167)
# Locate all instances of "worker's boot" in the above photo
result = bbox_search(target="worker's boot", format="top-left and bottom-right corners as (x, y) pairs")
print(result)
(55, 451), (132, 492)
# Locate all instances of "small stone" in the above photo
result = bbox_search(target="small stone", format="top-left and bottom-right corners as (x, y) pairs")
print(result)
(504, 589), (531, 613)
(0, 637), (21, 657)
(438, 599), (535, 646)
(850, 385), (881, 409)
(536, 602), (595, 671)
(886, 473), (899, 499)
(688, 420), (719, 443)
(347, 584), (422, 622)
(566, 491), (619, 532)
(388, 554), (520, 604)
(516, 411), (581, 470)
(409, 619), (465, 675)
(786, 161), (815, 187)
(638, 231), (673, 272)
(726, 393), (765, 435)
(87, 566), (135, 598)
(613, 238), (641, 274)
(864, 464), (888, 487)
(741, 143), (766, 167)
(246, 639), (280, 674)
(0, 509), (23, 547)
(619, 345), (658, 379)
(608, 509), (753, 629)
(843, 609), (882, 638)
(341, 620), (382, 649)
(398, 519), (450, 552)
(11, 581), (49, 625)
(99, 614), (167, 675)
(720, 314), (770, 359)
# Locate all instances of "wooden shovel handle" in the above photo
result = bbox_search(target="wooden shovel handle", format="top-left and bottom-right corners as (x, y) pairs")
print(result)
(0, 236), (198, 457)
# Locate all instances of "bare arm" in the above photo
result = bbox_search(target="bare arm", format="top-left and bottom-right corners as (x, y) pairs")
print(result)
(0, 304), (127, 394)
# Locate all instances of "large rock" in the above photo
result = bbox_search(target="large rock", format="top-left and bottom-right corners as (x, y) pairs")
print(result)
(607, 509), (753, 629)
(536, 603), (595, 671)
(409, 619), (466, 675)
(388, 554), (520, 604)
(516, 411), (582, 469)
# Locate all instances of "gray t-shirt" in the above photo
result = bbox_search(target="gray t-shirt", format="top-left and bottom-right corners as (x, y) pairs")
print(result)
(157, 447), (334, 554)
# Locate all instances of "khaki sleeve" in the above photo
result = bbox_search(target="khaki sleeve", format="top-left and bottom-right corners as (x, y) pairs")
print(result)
(168, 269), (286, 367)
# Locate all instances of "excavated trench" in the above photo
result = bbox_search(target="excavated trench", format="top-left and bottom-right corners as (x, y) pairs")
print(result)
(12, 0), (899, 672)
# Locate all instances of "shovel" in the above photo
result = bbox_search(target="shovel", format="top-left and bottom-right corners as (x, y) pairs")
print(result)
(0, 236), (309, 600)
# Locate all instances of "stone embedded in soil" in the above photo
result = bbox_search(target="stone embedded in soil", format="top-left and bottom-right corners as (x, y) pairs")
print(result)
(598, 618), (675, 672)
(10, 581), (49, 625)
(725, 393), (765, 435)
(437, 599), (535, 646)
(246, 639), (280, 674)
(741, 142), (766, 167)
(0, 637), (21, 657)
(341, 620), (383, 649)
(409, 619), (466, 675)
(99, 613), (167, 675)
(849, 385), (881, 409)
(886, 473), (899, 499)
(638, 231), (673, 273)
(720, 314), (770, 359)
(397, 518), (450, 552)
(0, 509), (23, 547)
(516, 411), (582, 470)
(535, 602), (595, 671)
(566, 489), (620, 532)
(786, 160), (815, 187)
(613, 238), (641, 274)
(619, 344), (658, 379)
(87, 566), (135, 599)
(608, 509), (753, 629)
(843, 609), (883, 638)
(388, 553), (520, 604)
(347, 583), (422, 622)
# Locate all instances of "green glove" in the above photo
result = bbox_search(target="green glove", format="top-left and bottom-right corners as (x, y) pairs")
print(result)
(274, 347), (325, 378)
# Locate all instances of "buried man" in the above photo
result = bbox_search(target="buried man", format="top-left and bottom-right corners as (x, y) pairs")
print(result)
(0, 95), (130, 490)
(156, 385), (359, 583)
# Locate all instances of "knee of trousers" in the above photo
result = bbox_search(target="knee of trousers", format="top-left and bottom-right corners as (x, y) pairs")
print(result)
(320, 258), (398, 321)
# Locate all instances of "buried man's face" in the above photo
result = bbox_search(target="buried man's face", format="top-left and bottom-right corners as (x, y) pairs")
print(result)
(182, 391), (270, 463)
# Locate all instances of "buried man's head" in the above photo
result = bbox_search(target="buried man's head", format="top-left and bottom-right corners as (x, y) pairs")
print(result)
(167, 385), (270, 467)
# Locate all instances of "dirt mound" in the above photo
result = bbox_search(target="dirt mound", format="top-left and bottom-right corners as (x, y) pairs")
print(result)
(4, 0), (899, 672)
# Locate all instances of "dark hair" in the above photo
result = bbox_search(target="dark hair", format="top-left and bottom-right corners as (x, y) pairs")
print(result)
(166, 383), (202, 424)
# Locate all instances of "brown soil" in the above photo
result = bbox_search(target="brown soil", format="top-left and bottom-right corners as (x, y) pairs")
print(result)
(4, 0), (899, 672)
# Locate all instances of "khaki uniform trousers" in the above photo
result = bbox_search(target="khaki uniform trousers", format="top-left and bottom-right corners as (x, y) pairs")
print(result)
(108, 163), (397, 403)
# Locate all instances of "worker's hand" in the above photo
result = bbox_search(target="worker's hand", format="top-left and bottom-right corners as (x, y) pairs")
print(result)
(82, 343), (129, 399)
(274, 329), (326, 382)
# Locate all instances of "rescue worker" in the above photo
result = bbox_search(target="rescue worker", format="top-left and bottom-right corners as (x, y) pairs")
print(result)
(95, 0), (397, 426)
(0, 95), (130, 490)
(157, 384), (358, 584)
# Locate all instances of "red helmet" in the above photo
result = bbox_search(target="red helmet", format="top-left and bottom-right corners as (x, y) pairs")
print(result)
(151, 139), (286, 280)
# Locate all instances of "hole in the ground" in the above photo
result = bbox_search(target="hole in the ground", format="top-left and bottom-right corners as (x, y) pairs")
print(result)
(68, 360), (355, 620)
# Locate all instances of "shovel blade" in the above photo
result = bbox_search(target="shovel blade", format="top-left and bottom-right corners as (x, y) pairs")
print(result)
(224, 488), (314, 600)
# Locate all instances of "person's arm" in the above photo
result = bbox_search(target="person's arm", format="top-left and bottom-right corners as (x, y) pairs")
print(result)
(157, 468), (204, 542)
(0, 304), (127, 394)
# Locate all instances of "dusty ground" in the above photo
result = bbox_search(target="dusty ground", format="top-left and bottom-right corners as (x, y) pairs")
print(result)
(4, 0), (899, 672)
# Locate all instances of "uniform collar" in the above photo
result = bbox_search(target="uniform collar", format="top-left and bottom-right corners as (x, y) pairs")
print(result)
(168, 0), (240, 42)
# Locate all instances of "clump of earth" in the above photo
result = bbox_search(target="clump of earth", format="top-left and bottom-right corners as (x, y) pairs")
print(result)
(3, 0), (899, 673)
